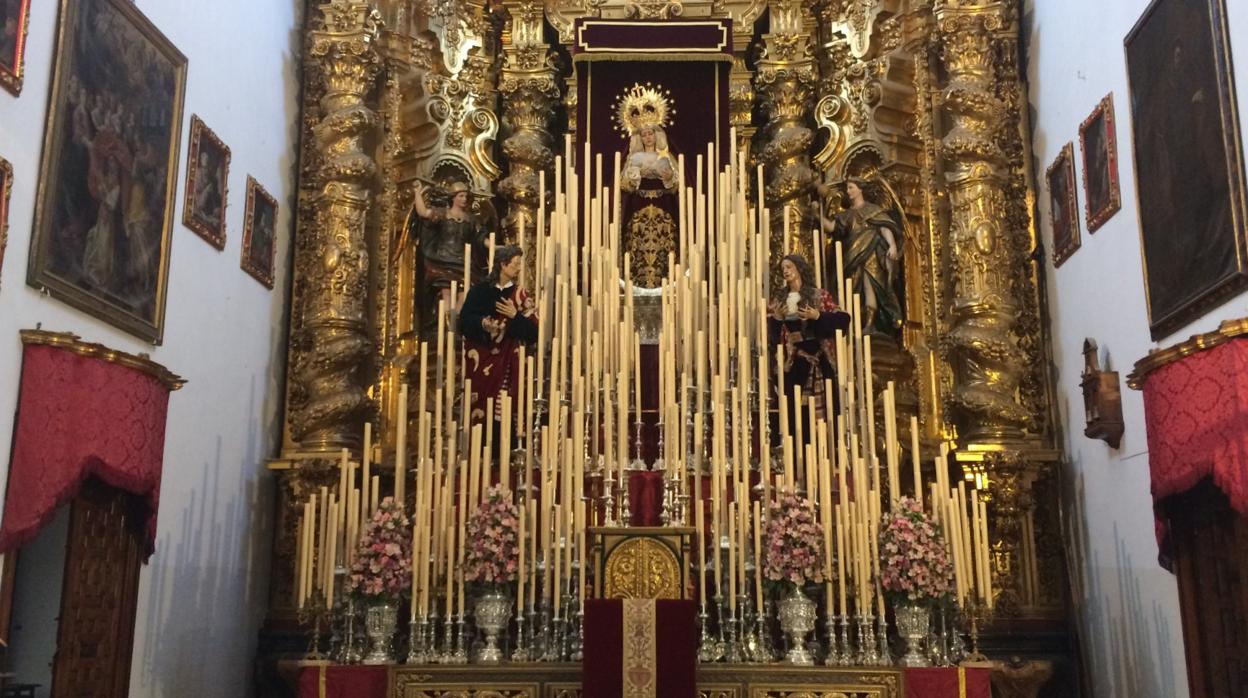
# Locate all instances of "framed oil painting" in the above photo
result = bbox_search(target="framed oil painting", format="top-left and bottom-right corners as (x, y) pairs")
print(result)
(182, 115), (230, 249)
(0, 156), (11, 289)
(1126, 0), (1248, 340)
(0, 0), (30, 95)
(240, 177), (276, 289)
(27, 0), (187, 343)
(1079, 94), (1121, 232)
(1046, 143), (1080, 268)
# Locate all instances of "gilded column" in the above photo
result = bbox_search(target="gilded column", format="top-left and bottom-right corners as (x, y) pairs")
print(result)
(497, 2), (559, 243)
(290, 1), (382, 452)
(933, 1), (1028, 444)
(754, 0), (817, 263)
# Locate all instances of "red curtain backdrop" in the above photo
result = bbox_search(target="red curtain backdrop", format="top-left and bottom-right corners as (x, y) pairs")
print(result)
(1140, 337), (1248, 566)
(574, 19), (732, 190)
(0, 343), (175, 557)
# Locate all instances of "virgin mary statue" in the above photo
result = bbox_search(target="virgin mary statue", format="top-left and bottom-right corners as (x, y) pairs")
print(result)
(616, 83), (680, 287)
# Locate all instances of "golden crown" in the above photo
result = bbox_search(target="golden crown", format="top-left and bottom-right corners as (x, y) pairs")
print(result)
(613, 82), (675, 136)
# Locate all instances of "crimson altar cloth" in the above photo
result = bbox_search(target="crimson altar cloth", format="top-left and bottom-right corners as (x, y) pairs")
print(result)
(904, 666), (992, 698)
(583, 598), (696, 698)
(297, 664), (387, 698)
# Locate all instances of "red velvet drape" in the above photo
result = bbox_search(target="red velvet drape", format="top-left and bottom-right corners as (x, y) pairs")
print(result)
(583, 598), (697, 698)
(1140, 337), (1248, 567)
(0, 343), (175, 558)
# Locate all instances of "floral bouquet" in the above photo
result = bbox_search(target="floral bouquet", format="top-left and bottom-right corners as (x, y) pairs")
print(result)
(878, 496), (954, 606)
(762, 491), (826, 590)
(346, 496), (413, 604)
(464, 484), (520, 590)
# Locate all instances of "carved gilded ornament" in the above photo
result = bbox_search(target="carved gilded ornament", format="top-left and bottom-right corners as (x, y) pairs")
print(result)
(289, 0), (381, 450)
(935, 0), (1029, 441)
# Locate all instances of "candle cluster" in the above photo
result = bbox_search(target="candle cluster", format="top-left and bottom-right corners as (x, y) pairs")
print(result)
(288, 125), (996, 663)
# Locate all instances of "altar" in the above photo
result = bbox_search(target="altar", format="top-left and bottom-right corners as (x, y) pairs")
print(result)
(290, 662), (998, 698)
(263, 2), (1070, 696)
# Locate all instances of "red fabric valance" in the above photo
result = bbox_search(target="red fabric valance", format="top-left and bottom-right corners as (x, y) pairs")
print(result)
(0, 342), (177, 558)
(1140, 337), (1248, 567)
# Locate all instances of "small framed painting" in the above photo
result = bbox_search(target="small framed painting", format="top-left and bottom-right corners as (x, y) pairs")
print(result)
(0, 0), (31, 96)
(1079, 93), (1122, 232)
(182, 115), (230, 249)
(1046, 142), (1081, 267)
(0, 155), (11, 288)
(240, 176), (276, 289)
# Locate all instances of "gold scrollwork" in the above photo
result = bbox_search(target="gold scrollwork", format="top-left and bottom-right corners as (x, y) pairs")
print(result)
(603, 537), (683, 599)
(626, 205), (677, 289)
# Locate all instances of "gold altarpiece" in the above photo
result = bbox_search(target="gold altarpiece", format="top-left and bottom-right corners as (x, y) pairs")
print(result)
(266, 0), (1068, 683)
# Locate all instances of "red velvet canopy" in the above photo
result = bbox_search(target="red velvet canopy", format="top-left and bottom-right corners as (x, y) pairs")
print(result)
(0, 333), (183, 558)
(1137, 336), (1248, 567)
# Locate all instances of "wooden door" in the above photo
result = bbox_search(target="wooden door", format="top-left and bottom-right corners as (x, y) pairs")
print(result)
(1167, 479), (1248, 698)
(51, 477), (144, 698)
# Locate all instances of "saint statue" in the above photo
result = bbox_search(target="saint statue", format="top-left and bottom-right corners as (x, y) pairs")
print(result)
(458, 244), (539, 428)
(767, 254), (850, 437)
(403, 179), (490, 330)
(616, 83), (679, 287)
(820, 178), (906, 338)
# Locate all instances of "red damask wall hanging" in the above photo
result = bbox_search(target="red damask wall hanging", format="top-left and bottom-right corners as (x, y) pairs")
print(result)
(0, 330), (184, 558)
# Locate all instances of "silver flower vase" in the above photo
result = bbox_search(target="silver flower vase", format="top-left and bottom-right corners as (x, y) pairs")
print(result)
(363, 603), (398, 664)
(474, 589), (511, 664)
(777, 586), (816, 665)
(894, 602), (931, 667)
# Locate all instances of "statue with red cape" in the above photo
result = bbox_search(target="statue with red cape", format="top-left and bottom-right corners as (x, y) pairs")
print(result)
(457, 245), (538, 427)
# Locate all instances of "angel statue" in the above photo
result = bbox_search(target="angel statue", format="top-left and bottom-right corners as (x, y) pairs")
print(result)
(819, 176), (908, 338)
(616, 82), (680, 287)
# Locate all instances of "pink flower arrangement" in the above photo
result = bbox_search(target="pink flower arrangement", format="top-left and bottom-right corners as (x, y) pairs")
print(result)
(346, 496), (413, 603)
(878, 497), (954, 606)
(763, 492), (826, 588)
(464, 484), (520, 589)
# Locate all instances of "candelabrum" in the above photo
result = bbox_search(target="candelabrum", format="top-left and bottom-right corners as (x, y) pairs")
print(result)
(714, 596), (729, 660)
(722, 605), (743, 663)
(406, 614), (430, 664)
(697, 604), (717, 662)
(964, 599), (993, 662)
(928, 604), (951, 666)
(451, 614), (469, 664)
(297, 591), (329, 659)
(602, 473), (619, 526)
(539, 597), (557, 661)
(857, 613), (881, 665)
(753, 599), (777, 663)
(875, 612), (892, 665)
(570, 597), (584, 661)
(440, 612), (457, 663)
(822, 615), (841, 666)
(512, 606), (528, 662)
(653, 419), (666, 473)
(511, 447), (529, 499)
(340, 598), (363, 663)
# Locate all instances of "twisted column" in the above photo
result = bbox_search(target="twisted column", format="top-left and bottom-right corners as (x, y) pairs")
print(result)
(289, 0), (381, 451)
(754, 0), (817, 265)
(497, 5), (558, 244)
(934, 1), (1028, 443)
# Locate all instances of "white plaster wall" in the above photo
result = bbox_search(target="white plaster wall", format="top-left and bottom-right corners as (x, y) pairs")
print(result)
(0, 1), (302, 695)
(1027, 1), (1248, 695)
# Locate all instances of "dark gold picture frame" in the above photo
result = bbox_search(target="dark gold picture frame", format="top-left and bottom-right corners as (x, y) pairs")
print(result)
(1046, 142), (1080, 268)
(0, 0), (31, 96)
(1126, 0), (1248, 340)
(1079, 94), (1121, 232)
(240, 176), (277, 289)
(26, 0), (187, 344)
(182, 115), (230, 249)
(0, 156), (11, 289)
